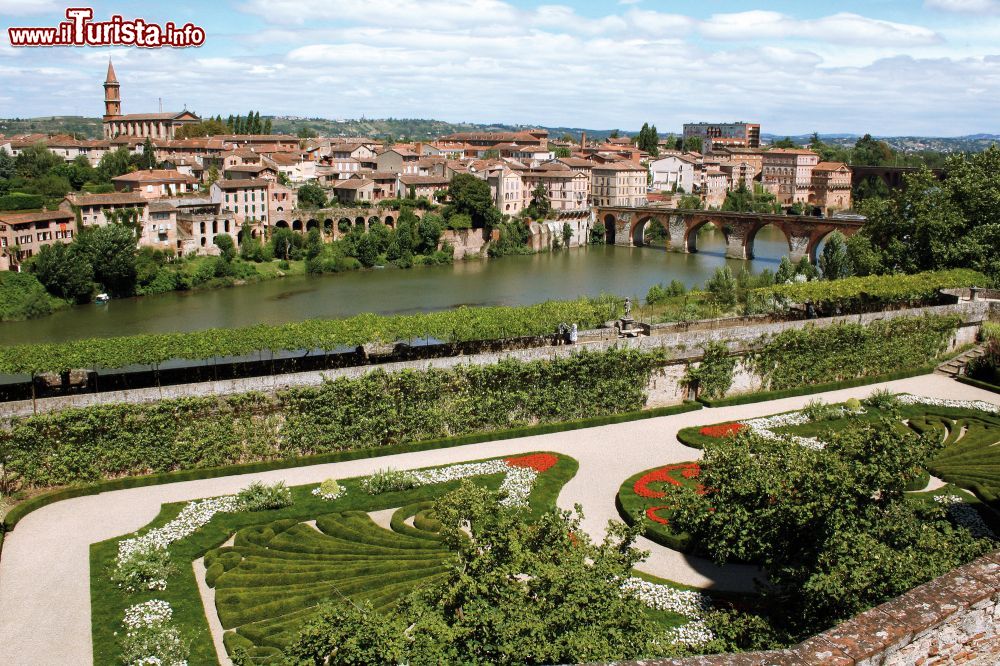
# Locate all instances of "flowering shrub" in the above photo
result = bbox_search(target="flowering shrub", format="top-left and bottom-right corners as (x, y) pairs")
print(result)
(111, 547), (174, 593)
(698, 423), (745, 438)
(504, 453), (558, 473)
(743, 412), (824, 450)
(120, 600), (189, 666)
(362, 468), (419, 495)
(236, 480), (293, 512)
(117, 496), (239, 569)
(897, 394), (999, 414)
(633, 464), (700, 499)
(864, 388), (899, 410)
(312, 478), (345, 501)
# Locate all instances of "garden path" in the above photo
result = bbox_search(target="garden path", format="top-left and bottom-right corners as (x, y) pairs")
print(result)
(0, 373), (994, 665)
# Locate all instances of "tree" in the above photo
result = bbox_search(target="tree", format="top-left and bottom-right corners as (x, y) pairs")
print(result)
(526, 183), (551, 220)
(97, 146), (134, 182)
(14, 142), (63, 179)
(139, 137), (157, 170)
(677, 193), (703, 210)
(356, 232), (378, 267)
(852, 133), (893, 166)
(445, 173), (501, 229)
(636, 122), (659, 156)
(682, 136), (703, 153)
(282, 482), (665, 665)
(28, 243), (93, 303)
(561, 222), (573, 248)
(706, 265), (737, 308)
(270, 227), (298, 260)
(214, 233), (236, 262)
(416, 212), (443, 254)
(771, 137), (799, 149)
(795, 256), (819, 280)
(609, 129), (620, 139)
(263, 118), (272, 134)
(0, 148), (15, 181)
(554, 146), (571, 158)
(75, 224), (137, 297)
(670, 424), (988, 634)
(722, 182), (779, 214)
(818, 231), (852, 280)
(775, 256), (795, 283)
(297, 182), (326, 208)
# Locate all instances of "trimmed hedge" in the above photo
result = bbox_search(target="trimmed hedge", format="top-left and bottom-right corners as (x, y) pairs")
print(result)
(956, 376), (1000, 395)
(1, 396), (701, 533)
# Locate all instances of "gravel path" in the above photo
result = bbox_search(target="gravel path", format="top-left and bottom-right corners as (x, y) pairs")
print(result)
(0, 374), (994, 665)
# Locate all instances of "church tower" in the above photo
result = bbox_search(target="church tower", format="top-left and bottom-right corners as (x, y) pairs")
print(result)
(103, 59), (121, 119)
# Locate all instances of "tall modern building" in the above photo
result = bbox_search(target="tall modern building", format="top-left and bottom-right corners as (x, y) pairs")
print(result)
(101, 60), (200, 140)
(682, 122), (761, 149)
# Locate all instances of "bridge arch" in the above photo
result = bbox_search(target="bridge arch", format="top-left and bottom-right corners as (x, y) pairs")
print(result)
(338, 218), (352, 233)
(683, 218), (727, 254)
(275, 220), (289, 229)
(602, 213), (617, 244)
(355, 216), (365, 227)
(306, 219), (319, 232)
(630, 215), (669, 248)
(744, 222), (790, 262)
(292, 220), (303, 232)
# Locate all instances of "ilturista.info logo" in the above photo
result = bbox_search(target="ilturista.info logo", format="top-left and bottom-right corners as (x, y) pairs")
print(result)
(7, 7), (206, 48)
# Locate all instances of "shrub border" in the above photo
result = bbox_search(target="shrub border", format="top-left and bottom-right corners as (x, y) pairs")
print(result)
(0, 401), (702, 537)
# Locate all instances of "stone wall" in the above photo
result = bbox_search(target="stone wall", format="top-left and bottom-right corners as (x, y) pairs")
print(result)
(623, 549), (1000, 666)
(441, 228), (492, 259)
(1, 302), (988, 419)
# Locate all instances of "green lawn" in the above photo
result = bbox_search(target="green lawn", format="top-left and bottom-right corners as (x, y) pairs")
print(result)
(91, 453), (580, 665)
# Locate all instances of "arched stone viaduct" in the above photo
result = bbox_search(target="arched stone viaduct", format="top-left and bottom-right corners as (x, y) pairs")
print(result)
(595, 207), (865, 264)
(269, 206), (426, 241)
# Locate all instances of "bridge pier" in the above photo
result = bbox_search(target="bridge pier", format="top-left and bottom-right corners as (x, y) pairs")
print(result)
(787, 231), (811, 264)
(614, 213), (634, 247)
(667, 215), (687, 253)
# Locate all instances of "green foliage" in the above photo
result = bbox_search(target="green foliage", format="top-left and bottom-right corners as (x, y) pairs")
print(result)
(2, 348), (662, 489)
(749, 315), (959, 391)
(27, 242), (94, 303)
(818, 231), (852, 280)
(0, 270), (62, 321)
(318, 478), (342, 498)
(361, 468), (419, 494)
(285, 482), (665, 665)
(296, 182), (326, 209)
(919, 410), (1000, 504)
(590, 220), (606, 244)
(119, 622), (189, 666)
(645, 279), (686, 305)
(669, 423), (988, 633)
(677, 194), (703, 210)
(844, 398), (862, 412)
(706, 265), (737, 308)
(636, 122), (660, 156)
(802, 398), (844, 422)
(859, 147), (1000, 278)
(525, 183), (552, 219)
(757, 269), (985, 312)
(0, 192), (44, 210)
(864, 388), (900, 411)
(214, 233), (236, 262)
(444, 173), (501, 229)
(683, 341), (736, 400)
(74, 223), (138, 297)
(721, 182), (780, 214)
(236, 481), (293, 512)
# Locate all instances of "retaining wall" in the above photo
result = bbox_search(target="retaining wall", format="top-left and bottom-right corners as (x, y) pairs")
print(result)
(1, 302), (988, 419)
(625, 549), (1000, 666)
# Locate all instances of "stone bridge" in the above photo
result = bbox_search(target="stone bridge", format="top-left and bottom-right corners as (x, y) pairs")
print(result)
(271, 206), (425, 240)
(596, 207), (865, 263)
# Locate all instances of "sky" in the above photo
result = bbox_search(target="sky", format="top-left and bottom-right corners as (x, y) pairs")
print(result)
(1, 0), (999, 136)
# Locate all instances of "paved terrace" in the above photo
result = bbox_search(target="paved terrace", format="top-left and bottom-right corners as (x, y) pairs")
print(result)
(0, 374), (995, 665)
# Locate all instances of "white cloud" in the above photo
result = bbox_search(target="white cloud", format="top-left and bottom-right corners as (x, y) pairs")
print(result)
(1, 0), (58, 15)
(240, 0), (518, 28)
(925, 0), (1000, 12)
(699, 11), (941, 45)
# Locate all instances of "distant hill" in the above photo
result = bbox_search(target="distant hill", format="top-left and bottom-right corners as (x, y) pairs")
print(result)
(2, 116), (996, 154)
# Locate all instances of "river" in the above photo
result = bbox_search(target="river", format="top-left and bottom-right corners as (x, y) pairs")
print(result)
(0, 226), (795, 346)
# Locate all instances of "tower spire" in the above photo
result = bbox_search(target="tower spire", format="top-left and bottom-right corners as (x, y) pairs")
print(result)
(105, 58), (118, 84)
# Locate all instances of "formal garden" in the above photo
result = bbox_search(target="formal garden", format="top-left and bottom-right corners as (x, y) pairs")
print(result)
(91, 451), (735, 666)
(617, 391), (999, 640)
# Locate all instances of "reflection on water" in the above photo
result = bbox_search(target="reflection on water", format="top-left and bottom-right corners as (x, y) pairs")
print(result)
(0, 226), (792, 345)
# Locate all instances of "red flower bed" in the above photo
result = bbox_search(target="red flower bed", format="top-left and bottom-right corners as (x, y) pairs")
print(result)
(505, 453), (558, 473)
(646, 506), (672, 525)
(633, 463), (700, 499)
(699, 423), (746, 438)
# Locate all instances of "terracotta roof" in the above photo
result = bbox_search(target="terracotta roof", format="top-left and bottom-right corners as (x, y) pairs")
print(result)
(112, 169), (197, 184)
(65, 192), (147, 206)
(0, 210), (75, 225)
(331, 179), (374, 190)
(225, 164), (272, 173)
(215, 178), (270, 189)
(266, 152), (301, 166)
(105, 59), (118, 84)
(148, 201), (177, 212)
(557, 157), (595, 168)
(108, 111), (198, 121)
(766, 148), (818, 156)
(592, 162), (646, 172)
(813, 161), (850, 172)
(398, 175), (450, 186)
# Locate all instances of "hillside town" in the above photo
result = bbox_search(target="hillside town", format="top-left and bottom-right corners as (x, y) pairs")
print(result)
(0, 62), (853, 270)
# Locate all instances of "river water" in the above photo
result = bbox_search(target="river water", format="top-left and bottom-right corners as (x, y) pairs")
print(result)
(0, 227), (793, 346)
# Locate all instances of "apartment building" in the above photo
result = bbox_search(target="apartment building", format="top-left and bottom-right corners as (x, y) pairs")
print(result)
(112, 169), (199, 199)
(762, 148), (819, 204)
(591, 162), (647, 207)
(810, 162), (853, 211)
(211, 178), (270, 231)
(683, 121), (761, 150)
(649, 153), (697, 193)
(0, 210), (77, 269)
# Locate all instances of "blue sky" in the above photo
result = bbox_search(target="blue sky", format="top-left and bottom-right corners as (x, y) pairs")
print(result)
(2, 0), (999, 135)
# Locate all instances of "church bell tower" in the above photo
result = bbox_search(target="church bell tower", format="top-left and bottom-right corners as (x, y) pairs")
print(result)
(103, 59), (121, 119)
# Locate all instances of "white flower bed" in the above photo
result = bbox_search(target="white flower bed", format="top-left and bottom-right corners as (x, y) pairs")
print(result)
(123, 600), (172, 630)
(897, 395), (999, 415)
(743, 412), (825, 450)
(934, 495), (996, 539)
(117, 496), (239, 564)
(404, 459), (539, 508)
(622, 577), (714, 647)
